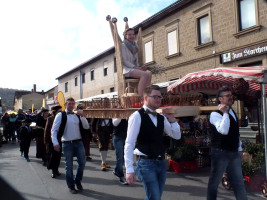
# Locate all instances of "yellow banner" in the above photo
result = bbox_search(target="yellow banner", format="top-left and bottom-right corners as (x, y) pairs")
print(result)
(57, 91), (65, 110)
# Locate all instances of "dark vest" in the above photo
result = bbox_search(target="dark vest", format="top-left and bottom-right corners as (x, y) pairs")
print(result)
(210, 110), (239, 151)
(57, 111), (86, 142)
(136, 108), (165, 158)
(113, 119), (128, 140)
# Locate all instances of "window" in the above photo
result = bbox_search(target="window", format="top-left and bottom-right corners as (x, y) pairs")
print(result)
(90, 69), (94, 80)
(110, 87), (114, 92)
(234, 0), (260, 37)
(198, 15), (210, 44)
(238, 0), (256, 30)
(65, 82), (68, 93)
(114, 57), (117, 73)
(82, 73), (85, 83)
(143, 33), (154, 64)
(103, 67), (108, 76)
(74, 77), (78, 86)
(103, 61), (108, 76)
(193, 3), (214, 49)
(165, 20), (179, 58)
(101, 90), (104, 94)
(167, 30), (178, 55)
(144, 41), (153, 63)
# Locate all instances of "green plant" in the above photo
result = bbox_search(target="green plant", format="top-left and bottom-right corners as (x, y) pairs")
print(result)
(171, 144), (198, 162)
(241, 142), (265, 176)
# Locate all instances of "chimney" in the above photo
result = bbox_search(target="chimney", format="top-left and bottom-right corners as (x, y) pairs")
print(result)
(33, 84), (36, 92)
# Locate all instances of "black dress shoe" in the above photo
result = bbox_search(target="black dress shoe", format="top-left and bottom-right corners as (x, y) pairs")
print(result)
(51, 173), (56, 178)
(75, 180), (83, 190)
(69, 186), (77, 194)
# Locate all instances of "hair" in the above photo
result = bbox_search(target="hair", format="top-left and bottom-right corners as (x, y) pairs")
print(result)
(51, 105), (62, 115)
(66, 97), (75, 103)
(123, 28), (134, 39)
(216, 85), (232, 105)
(41, 109), (49, 116)
(144, 85), (161, 96)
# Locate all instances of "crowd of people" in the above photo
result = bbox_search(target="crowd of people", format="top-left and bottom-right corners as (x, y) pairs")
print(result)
(0, 24), (248, 199)
(0, 84), (249, 199)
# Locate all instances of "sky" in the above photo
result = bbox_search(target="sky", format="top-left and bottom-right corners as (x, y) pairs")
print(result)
(0, 0), (177, 91)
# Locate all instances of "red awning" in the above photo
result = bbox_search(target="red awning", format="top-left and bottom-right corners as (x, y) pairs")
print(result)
(167, 66), (267, 96)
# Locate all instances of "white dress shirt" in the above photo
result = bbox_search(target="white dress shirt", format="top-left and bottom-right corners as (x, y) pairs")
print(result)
(51, 110), (89, 146)
(210, 108), (242, 151)
(124, 105), (181, 173)
(112, 118), (122, 127)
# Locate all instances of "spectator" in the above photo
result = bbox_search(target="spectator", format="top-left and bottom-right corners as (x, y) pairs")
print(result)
(44, 105), (62, 178)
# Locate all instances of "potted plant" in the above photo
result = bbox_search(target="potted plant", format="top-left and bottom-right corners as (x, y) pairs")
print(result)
(241, 141), (265, 192)
(169, 144), (199, 173)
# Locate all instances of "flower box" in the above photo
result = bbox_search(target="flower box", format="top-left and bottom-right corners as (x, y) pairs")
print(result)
(244, 173), (265, 192)
(169, 160), (198, 173)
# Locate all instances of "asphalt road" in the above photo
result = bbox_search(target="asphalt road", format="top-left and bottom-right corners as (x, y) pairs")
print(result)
(0, 141), (264, 200)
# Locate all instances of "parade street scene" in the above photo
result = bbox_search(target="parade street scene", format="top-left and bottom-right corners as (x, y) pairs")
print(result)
(1, 0), (267, 199)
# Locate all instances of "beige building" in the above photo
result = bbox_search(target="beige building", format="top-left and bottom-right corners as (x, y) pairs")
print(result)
(56, 0), (267, 115)
(45, 86), (58, 110)
(134, 0), (267, 84)
(56, 47), (117, 101)
(14, 85), (44, 112)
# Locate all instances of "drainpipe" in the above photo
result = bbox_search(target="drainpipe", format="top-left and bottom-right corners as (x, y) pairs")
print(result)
(261, 83), (267, 180)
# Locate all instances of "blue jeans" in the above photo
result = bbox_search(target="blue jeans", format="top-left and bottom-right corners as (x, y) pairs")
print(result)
(62, 141), (86, 188)
(207, 147), (247, 200)
(136, 158), (166, 200)
(113, 135), (125, 177)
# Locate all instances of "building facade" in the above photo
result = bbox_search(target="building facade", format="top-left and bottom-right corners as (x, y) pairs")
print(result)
(45, 86), (58, 110)
(14, 92), (44, 111)
(56, 47), (116, 101)
(55, 0), (267, 118)
(133, 0), (267, 122)
(136, 0), (267, 85)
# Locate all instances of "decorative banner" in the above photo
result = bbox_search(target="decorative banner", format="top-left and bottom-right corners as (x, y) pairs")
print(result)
(57, 91), (65, 110)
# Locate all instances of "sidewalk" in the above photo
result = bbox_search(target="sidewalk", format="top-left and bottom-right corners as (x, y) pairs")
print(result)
(0, 141), (264, 200)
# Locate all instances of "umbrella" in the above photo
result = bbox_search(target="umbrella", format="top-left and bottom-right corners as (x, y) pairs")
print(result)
(168, 66), (267, 180)
(7, 110), (17, 115)
(167, 66), (267, 97)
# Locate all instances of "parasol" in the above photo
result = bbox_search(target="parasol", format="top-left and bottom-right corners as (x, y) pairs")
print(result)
(168, 66), (267, 180)
(167, 66), (267, 97)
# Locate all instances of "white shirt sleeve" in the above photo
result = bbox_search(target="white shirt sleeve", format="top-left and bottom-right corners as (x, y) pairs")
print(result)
(112, 118), (122, 127)
(210, 109), (242, 150)
(51, 112), (62, 146)
(80, 116), (89, 129)
(209, 112), (230, 135)
(124, 111), (141, 174)
(162, 115), (181, 140)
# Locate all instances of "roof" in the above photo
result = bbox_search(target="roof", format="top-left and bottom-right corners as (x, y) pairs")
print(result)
(56, 1), (196, 80)
(56, 46), (115, 80)
(14, 91), (44, 99)
(133, 0), (196, 30)
(45, 86), (57, 93)
(14, 91), (31, 99)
